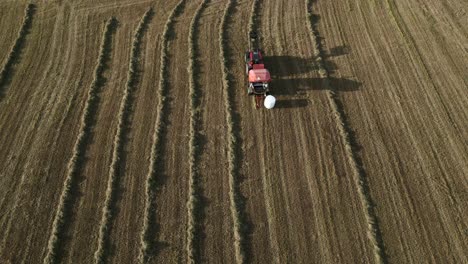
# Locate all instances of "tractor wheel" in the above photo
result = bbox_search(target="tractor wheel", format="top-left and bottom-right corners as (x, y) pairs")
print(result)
(254, 95), (264, 109)
(247, 86), (253, 95)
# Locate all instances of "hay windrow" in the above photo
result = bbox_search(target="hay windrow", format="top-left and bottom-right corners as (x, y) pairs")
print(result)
(43, 17), (118, 264)
(138, 1), (187, 263)
(185, 0), (209, 263)
(248, 0), (260, 33)
(93, 8), (153, 264)
(219, 0), (247, 263)
(0, 3), (36, 99)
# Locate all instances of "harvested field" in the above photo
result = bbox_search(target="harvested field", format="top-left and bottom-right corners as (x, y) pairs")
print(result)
(0, 0), (466, 263)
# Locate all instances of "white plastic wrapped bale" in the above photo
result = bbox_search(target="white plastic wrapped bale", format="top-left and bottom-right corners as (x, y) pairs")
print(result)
(264, 95), (276, 109)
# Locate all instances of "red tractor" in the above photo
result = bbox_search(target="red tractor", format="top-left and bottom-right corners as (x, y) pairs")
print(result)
(245, 32), (272, 109)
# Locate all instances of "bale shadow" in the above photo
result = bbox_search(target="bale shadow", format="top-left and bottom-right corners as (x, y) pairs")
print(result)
(274, 98), (309, 109)
(325, 45), (350, 59)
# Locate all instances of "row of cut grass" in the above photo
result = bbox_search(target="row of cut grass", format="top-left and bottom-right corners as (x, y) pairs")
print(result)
(138, 1), (187, 263)
(0, 3), (36, 99)
(219, 0), (248, 263)
(94, 8), (153, 264)
(185, 0), (209, 263)
(43, 17), (118, 264)
(248, 0), (260, 45)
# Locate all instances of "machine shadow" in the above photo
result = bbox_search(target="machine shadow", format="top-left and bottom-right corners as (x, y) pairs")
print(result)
(263, 55), (340, 77)
(263, 55), (317, 77)
(271, 77), (361, 96)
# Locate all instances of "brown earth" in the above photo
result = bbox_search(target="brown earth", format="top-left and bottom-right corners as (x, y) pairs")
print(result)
(0, 0), (466, 263)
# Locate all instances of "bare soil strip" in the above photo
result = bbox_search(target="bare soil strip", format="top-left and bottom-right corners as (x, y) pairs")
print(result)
(43, 17), (117, 264)
(0, 3), (35, 99)
(94, 9), (152, 264)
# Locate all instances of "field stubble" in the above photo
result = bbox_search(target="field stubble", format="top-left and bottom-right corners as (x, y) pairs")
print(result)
(0, 0), (466, 263)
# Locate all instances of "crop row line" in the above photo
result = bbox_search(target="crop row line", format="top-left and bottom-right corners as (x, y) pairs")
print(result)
(0, 3), (35, 99)
(43, 17), (118, 264)
(93, 8), (153, 264)
(305, 1), (387, 263)
(185, 0), (209, 263)
(219, 0), (247, 263)
(248, 0), (260, 35)
(138, 1), (187, 263)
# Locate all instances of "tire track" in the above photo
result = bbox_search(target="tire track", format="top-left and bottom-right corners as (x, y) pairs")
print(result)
(94, 9), (153, 264)
(43, 17), (118, 264)
(219, 0), (248, 263)
(305, 0), (387, 263)
(0, 3), (35, 100)
(185, 0), (208, 263)
(138, 1), (187, 263)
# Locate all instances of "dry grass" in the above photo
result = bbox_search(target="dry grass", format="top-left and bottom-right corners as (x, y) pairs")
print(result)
(185, 0), (209, 263)
(93, 9), (153, 264)
(138, 1), (187, 263)
(0, 3), (35, 99)
(305, 0), (387, 263)
(219, 0), (247, 263)
(248, 0), (260, 38)
(43, 17), (118, 264)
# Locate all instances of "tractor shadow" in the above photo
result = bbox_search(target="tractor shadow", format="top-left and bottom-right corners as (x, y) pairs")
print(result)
(263, 49), (351, 79)
(263, 55), (334, 78)
(272, 77), (361, 96)
(272, 76), (360, 109)
(261, 49), (358, 109)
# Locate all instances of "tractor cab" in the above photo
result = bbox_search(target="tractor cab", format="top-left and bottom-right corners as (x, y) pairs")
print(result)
(245, 50), (263, 64)
(245, 49), (264, 73)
